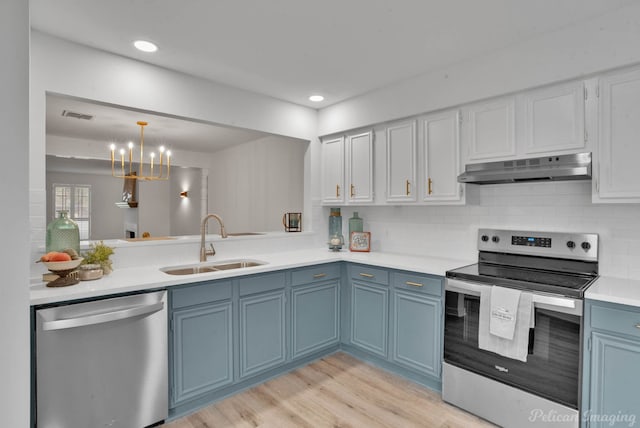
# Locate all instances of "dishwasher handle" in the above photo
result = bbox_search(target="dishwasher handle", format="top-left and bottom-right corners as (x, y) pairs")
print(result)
(41, 301), (165, 331)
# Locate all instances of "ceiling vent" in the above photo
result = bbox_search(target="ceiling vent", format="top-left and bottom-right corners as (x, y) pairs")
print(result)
(61, 110), (94, 120)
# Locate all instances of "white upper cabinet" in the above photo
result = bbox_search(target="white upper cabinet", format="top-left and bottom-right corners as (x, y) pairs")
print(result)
(420, 110), (463, 203)
(464, 97), (516, 161)
(321, 136), (345, 204)
(385, 121), (417, 202)
(462, 80), (592, 165)
(321, 131), (374, 204)
(523, 80), (586, 155)
(346, 131), (374, 204)
(594, 67), (640, 202)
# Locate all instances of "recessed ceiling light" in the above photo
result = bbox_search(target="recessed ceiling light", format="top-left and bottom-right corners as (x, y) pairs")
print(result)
(309, 95), (324, 102)
(134, 40), (158, 53)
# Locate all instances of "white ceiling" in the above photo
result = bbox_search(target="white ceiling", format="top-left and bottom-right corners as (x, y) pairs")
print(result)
(30, 0), (635, 109)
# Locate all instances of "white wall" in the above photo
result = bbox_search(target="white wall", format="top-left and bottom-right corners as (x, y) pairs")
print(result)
(336, 182), (640, 279)
(0, 0), (30, 425)
(30, 31), (318, 258)
(208, 136), (307, 232)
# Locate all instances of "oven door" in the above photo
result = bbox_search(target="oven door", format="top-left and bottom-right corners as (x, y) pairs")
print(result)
(444, 278), (583, 409)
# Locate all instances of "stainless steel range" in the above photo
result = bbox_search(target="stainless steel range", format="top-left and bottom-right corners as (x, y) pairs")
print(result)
(443, 229), (599, 428)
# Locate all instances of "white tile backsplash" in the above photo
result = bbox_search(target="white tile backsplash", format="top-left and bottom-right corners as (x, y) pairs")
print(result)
(327, 181), (640, 280)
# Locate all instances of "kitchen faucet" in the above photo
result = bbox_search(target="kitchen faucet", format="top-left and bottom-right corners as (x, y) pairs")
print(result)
(200, 214), (228, 261)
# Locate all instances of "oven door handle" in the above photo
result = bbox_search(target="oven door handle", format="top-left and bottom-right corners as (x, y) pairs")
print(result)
(446, 278), (582, 315)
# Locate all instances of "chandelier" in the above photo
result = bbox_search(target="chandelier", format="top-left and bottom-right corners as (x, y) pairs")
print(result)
(110, 121), (171, 180)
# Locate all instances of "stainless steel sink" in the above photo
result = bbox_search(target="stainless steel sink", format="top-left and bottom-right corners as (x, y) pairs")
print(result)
(161, 259), (266, 275)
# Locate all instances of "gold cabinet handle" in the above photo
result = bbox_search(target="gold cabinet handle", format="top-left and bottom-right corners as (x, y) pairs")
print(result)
(313, 273), (327, 279)
(635, 323), (640, 330)
(359, 272), (374, 278)
(428, 178), (433, 195)
(406, 281), (424, 287)
(350, 184), (355, 198)
(406, 179), (411, 196)
(336, 184), (340, 198)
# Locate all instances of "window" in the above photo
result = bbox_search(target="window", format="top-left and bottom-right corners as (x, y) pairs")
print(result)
(52, 184), (91, 240)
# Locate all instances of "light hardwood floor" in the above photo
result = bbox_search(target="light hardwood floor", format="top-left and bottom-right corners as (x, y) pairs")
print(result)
(163, 352), (495, 428)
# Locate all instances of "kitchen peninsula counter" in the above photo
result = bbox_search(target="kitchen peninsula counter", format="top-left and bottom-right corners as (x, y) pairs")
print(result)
(30, 248), (472, 306)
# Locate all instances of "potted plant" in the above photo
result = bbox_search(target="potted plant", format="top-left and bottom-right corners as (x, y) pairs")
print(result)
(82, 241), (115, 274)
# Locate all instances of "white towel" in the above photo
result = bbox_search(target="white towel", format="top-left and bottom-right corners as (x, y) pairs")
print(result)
(478, 285), (534, 362)
(489, 286), (521, 340)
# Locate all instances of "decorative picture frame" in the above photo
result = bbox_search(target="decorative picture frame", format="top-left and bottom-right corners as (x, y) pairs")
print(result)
(350, 231), (371, 252)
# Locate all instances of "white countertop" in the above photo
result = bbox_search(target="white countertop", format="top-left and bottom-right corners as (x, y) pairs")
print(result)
(30, 248), (473, 306)
(585, 275), (640, 308)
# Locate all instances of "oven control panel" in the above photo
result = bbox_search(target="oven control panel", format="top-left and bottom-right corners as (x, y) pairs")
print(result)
(478, 228), (598, 261)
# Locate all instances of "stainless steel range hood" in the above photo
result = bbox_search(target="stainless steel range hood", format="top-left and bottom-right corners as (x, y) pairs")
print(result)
(457, 152), (591, 185)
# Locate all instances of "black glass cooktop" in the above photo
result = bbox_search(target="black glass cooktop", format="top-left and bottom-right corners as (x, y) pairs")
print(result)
(446, 262), (598, 298)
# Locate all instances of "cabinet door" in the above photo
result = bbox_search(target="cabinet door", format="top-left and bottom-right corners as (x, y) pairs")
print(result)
(346, 131), (374, 203)
(386, 121), (417, 202)
(171, 301), (233, 406)
(465, 97), (516, 161)
(589, 332), (640, 427)
(391, 290), (441, 378)
(350, 281), (388, 357)
(524, 81), (586, 155)
(291, 280), (340, 359)
(239, 290), (286, 379)
(596, 68), (640, 201)
(421, 110), (462, 203)
(321, 136), (345, 204)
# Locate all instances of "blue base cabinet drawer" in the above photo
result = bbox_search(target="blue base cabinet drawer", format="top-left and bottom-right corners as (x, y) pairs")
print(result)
(349, 264), (390, 286)
(392, 272), (442, 297)
(291, 263), (341, 286)
(591, 304), (640, 340)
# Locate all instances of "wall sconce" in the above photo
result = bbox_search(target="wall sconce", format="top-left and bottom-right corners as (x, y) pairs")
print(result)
(180, 191), (188, 198)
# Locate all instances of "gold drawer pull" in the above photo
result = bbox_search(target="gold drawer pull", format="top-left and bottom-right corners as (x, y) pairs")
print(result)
(635, 323), (640, 330)
(359, 273), (374, 278)
(406, 281), (424, 287)
(313, 273), (327, 279)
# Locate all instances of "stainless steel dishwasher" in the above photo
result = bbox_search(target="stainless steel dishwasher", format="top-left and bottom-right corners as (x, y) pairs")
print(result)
(35, 290), (168, 428)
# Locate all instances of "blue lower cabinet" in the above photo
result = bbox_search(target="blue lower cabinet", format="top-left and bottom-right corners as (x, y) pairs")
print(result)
(291, 280), (340, 359)
(239, 289), (287, 379)
(171, 301), (233, 406)
(350, 281), (389, 357)
(583, 300), (640, 427)
(391, 289), (441, 378)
